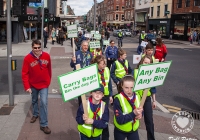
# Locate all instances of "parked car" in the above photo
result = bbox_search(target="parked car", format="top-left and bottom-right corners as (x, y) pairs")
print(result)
(123, 29), (131, 37)
(145, 33), (156, 46)
(113, 30), (119, 37)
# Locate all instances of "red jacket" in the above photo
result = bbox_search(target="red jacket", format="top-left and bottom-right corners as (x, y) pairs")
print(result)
(154, 44), (167, 61)
(22, 51), (52, 90)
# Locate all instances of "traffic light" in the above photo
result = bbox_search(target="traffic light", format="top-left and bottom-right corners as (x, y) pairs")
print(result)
(44, 8), (49, 23)
(36, 7), (41, 22)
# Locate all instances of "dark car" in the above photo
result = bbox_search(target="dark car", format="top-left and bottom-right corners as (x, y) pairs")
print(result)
(145, 33), (156, 46)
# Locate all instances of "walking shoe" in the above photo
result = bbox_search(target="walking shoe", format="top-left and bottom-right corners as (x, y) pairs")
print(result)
(40, 126), (51, 134)
(30, 116), (38, 123)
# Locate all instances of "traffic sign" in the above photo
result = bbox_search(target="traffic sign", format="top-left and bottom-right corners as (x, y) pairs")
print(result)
(165, 11), (170, 14)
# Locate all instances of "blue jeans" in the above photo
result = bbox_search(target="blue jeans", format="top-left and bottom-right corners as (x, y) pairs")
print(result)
(31, 87), (48, 127)
(80, 133), (100, 140)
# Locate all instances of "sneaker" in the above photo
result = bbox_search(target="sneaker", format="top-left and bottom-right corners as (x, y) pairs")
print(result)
(40, 126), (51, 134)
(30, 116), (38, 123)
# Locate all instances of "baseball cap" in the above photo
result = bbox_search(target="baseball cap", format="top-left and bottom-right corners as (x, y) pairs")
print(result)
(92, 84), (104, 93)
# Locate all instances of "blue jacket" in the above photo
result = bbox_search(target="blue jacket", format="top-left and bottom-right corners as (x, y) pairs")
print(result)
(70, 50), (93, 70)
(110, 60), (133, 84)
(105, 46), (118, 59)
(76, 101), (109, 129)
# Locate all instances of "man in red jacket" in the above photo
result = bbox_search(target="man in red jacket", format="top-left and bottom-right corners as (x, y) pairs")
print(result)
(22, 40), (52, 134)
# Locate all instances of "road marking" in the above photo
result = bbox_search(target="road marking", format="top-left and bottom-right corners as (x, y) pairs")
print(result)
(52, 89), (58, 93)
(182, 48), (192, 51)
(162, 104), (181, 111)
(156, 101), (170, 113)
(168, 109), (180, 113)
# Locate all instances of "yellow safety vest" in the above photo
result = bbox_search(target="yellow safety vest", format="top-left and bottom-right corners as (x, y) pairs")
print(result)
(141, 34), (146, 39)
(115, 60), (128, 79)
(114, 93), (140, 132)
(118, 32), (123, 37)
(93, 49), (102, 58)
(78, 100), (106, 138)
(98, 67), (110, 96)
(134, 69), (151, 97)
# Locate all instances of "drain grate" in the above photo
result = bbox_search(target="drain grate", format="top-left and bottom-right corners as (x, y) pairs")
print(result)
(182, 109), (200, 120)
(0, 104), (15, 115)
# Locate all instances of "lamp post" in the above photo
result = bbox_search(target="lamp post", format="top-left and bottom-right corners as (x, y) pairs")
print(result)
(93, 0), (96, 31)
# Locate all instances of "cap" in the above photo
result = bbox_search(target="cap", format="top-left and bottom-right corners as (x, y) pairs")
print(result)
(92, 84), (104, 93)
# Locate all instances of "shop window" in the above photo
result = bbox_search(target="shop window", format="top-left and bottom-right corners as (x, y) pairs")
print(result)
(157, 6), (160, 17)
(151, 7), (153, 17)
(174, 20), (185, 35)
(185, 0), (190, 7)
(177, 0), (182, 8)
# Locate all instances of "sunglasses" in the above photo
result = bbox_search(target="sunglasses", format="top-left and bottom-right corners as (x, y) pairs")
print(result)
(33, 47), (41, 50)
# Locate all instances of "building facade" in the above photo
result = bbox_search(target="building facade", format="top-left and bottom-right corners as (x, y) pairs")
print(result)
(171, 0), (200, 40)
(106, 0), (125, 29)
(124, 0), (134, 29)
(148, 0), (172, 37)
(134, 0), (150, 32)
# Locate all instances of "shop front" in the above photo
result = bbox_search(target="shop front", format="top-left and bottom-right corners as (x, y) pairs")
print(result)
(148, 19), (170, 38)
(171, 13), (200, 41)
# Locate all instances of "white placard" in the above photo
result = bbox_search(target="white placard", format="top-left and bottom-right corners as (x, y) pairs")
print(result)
(67, 24), (78, 38)
(78, 27), (81, 31)
(96, 31), (99, 34)
(103, 40), (109, 45)
(133, 61), (172, 91)
(84, 33), (91, 38)
(58, 64), (100, 102)
(133, 55), (142, 64)
(140, 41), (148, 47)
(94, 34), (101, 40)
(89, 41), (101, 48)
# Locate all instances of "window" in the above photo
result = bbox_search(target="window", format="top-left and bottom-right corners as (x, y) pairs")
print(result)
(122, 14), (124, 20)
(116, 6), (119, 11)
(151, 7), (154, 17)
(122, 6), (124, 10)
(132, 0), (135, 7)
(194, 0), (200, 6)
(164, 5), (168, 16)
(177, 0), (182, 8)
(152, 0), (154, 1)
(157, 6), (160, 17)
(185, 0), (190, 7)
(116, 14), (119, 20)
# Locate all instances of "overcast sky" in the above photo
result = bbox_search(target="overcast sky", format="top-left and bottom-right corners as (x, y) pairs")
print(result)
(67, 0), (103, 16)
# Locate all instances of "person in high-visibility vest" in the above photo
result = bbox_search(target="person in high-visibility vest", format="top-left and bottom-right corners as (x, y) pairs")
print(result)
(142, 44), (156, 62)
(134, 55), (156, 140)
(139, 31), (146, 45)
(76, 84), (109, 140)
(113, 75), (143, 140)
(110, 49), (133, 93)
(91, 55), (113, 140)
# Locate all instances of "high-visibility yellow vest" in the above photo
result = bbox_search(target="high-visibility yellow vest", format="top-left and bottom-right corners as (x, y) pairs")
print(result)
(141, 54), (156, 63)
(141, 34), (146, 39)
(115, 60), (128, 79)
(98, 67), (110, 96)
(93, 49), (102, 58)
(134, 69), (151, 97)
(114, 93), (140, 132)
(78, 101), (106, 137)
(118, 32), (123, 37)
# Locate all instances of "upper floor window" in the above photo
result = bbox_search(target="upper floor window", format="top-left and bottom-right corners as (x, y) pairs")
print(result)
(157, 6), (160, 17)
(151, 7), (154, 17)
(194, 0), (200, 6)
(122, 14), (124, 20)
(185, 0), (190, 7)
(177, 0), (182, 8)
(116, 6), (119, 11)
(164, 5), (168, 16)
(116, 14), (119, 20)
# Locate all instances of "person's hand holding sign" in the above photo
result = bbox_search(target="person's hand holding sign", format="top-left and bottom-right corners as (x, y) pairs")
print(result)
(83, 114), (88, 121)
(72, 56), (76, 63)
(133, 107), (143, 116)
(85, 118), (94, 125)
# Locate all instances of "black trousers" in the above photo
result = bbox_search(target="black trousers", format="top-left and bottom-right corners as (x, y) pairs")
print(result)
(78, 96), (82, 106)
(101, 96), (110, 140)
(44, 38), (47, 48)
(144, 96), (155, 140)
(107, 59), (116, 70)
(114, 127), (139, 140)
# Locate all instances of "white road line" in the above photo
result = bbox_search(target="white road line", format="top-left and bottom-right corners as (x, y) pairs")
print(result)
(156, 100), (170, 113)
(182, 48), (192, 51)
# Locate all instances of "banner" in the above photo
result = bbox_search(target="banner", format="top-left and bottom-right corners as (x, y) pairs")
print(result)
(103, 40), (109, 45)
(67, 24), (77, 38)
(94, 33), (101, 40)
(133, 61), (172, 91)
(58, 64), (100, 102)
(89, 41), (101, 48)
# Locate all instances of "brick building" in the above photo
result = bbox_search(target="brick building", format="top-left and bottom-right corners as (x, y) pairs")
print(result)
(171, 0), (200, 40)
(106, 0), (125, 29)
(124, 0), (134, 29)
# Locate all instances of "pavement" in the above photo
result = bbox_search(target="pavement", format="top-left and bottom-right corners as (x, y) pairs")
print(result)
(0, 39), (200, 140)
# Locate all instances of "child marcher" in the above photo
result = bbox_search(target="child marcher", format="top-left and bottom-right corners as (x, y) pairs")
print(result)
(113, 75), (143, 140)
(91, 55), (113, 140)
(76, 84), (109, 140)
(110, 49), (133, 93)
(134, 55), (156, 140)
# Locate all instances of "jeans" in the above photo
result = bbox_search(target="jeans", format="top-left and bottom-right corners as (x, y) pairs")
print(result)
(80, 133), (100, 140)
(144, 96), (155, 140)
(31, 87), (48, 127)
(44, 38), (47, 48)
(118, 39), (123, 47)
(137, 45), (143, 55)
(114, 127), (139, 140)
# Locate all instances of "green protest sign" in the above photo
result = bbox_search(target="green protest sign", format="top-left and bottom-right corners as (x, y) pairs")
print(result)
(67, 24), (77, 38)
(133, 61), (172, 91)
(91, 30), (95, 35)
(58, 64), (100, 102)
(103, 40), (109, 45)
(94, 34), (101, 40)
(89, 41), (101, 48)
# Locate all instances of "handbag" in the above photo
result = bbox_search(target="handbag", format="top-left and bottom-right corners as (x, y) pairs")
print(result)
(53, 37), (56, 41)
